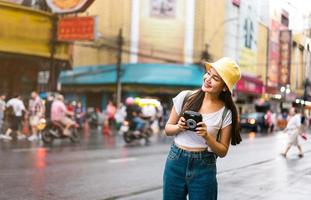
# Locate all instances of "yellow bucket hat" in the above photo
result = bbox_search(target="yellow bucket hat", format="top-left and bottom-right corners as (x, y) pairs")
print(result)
(204, 57), (241, 93)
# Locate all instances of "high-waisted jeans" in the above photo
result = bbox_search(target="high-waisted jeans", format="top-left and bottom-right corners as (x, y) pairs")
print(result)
(163, 143), (217, 200)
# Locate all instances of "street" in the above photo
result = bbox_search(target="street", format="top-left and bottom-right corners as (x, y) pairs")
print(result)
(0, 129), (311, 200)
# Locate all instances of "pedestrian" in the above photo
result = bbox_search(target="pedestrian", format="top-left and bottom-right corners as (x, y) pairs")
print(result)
(45, 93), (55, 120)
(28, 91), (45, 141)
(0, 94), (6, 134)
(281, 107), (304, 158)
(0, 94), (26, 140)
(265, 110), (273, 133)
(74, 101), (85, 128)
(163, 57), (242, 200)
(115, 102), (127, 130)
(106, 100), (117, 129)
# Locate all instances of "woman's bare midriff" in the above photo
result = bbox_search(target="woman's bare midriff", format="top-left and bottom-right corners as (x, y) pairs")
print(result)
(176, 143), (207, 152)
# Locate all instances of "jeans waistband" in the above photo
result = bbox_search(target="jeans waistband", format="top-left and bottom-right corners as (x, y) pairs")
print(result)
(171, 143), (216, 159)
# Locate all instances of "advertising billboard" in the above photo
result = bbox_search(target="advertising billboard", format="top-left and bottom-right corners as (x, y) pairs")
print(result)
(58, 16), (97, 41)
(239, 0), (258, 75)
(279, 30), (292, 86)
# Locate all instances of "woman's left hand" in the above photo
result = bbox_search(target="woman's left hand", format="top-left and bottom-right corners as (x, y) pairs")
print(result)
(196, 122), (209, 140)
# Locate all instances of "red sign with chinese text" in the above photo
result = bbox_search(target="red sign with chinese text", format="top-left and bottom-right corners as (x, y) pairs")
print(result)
(57, 16), (96, 41)
(279, 30), (291, 86)
(266, 20), (280, 93)
(236, 75), (264, 95)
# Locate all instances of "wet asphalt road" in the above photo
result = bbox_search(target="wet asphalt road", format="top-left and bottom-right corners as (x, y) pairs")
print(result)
(0, 129), (311, 200)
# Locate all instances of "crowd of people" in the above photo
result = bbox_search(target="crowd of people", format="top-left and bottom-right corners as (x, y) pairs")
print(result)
(0, 92), (80, 141)
(0, 91), (169, 141)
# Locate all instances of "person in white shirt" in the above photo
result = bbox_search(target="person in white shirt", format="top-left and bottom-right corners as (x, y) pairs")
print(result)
(0, 95), (26, 140)
(28, 91), (45, 141)
(281, 107), (304, 158)
(163, 57), (242, 200)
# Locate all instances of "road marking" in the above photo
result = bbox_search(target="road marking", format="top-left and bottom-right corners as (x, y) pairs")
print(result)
(12, 148), (49, 153)
(107, 157), (138, 163)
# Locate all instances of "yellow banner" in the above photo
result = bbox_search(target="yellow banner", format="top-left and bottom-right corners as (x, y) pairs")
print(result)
(239, 47), (257, 75)
(0, 1), (69, 60)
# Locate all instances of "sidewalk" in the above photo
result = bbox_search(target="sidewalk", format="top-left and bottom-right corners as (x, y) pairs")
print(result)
(118, 131), (311, 200)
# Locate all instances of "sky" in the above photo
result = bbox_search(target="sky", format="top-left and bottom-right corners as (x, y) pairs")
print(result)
(282, 0), (311, 31)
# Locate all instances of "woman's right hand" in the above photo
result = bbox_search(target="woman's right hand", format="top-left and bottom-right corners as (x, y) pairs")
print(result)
(177, 117), (188, 132)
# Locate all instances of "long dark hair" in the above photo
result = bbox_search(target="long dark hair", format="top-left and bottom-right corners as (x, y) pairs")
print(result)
(180, 89), (241, 145)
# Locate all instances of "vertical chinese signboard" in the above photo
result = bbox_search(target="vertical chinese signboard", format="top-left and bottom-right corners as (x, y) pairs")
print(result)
(266, 20), (280, 93)
(279, 30), (291, 86)
(239, 0), (258, 75)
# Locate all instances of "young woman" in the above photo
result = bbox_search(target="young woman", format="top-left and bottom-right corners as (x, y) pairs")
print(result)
(163, 57), (242, 200)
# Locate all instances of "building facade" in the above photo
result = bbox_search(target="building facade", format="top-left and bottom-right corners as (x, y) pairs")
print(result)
(0, 1), (71, 97)
(68, 0), (311, 112)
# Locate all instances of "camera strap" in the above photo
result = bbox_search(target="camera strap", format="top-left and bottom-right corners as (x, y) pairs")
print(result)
(216, 107), (229, 142)
(181, 90), (192, 111)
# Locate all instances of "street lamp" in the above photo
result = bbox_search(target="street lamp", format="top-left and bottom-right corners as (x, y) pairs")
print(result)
(280, 84), (291, 110)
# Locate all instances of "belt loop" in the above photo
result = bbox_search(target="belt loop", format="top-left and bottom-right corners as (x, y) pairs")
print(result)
(176, 143), (182, 157)
(177, 146), (182, 157)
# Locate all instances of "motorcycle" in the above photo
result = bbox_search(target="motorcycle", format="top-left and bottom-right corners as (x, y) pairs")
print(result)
(38, 118), (80, 145)
(120, 118), (153, 144)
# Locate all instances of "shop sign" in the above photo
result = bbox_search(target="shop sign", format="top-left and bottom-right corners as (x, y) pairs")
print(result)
(239, 0), (258, 76)
(0, 2), (69, 60)
(58, 16), (97, 41)
(267, 20), (280, 93)
(279, 30), (291, 86)
(46, 0), (94, 14)
(236, 75), (263, 95)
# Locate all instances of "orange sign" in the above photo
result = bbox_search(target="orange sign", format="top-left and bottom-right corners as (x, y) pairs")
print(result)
(58, 16), (97, 41)
(46, 0), (94, 13)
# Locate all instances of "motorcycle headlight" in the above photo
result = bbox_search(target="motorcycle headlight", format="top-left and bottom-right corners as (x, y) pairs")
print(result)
(249, 119), (256, 125)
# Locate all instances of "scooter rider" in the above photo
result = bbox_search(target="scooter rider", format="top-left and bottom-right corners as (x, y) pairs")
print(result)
(125, 97), (145, 134)
(51, 94), (75, 136)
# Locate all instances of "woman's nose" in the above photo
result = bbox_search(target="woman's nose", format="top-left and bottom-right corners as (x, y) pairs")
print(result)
(204, 76), (211, 82)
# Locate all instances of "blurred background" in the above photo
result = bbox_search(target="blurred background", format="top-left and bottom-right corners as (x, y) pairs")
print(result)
(0, 0), (311, 199)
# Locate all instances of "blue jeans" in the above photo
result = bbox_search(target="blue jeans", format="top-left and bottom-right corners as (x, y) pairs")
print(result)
(163, 143), (217, 200)
(133, 117), (145, 131)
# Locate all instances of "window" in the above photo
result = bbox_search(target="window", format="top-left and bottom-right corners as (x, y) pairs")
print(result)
(150, 0), (176, 18)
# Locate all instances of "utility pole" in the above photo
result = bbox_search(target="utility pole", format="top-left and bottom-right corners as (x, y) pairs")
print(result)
(201, 44), (211, 62)
(116, 28), (123, 108)
(49, 14), (58, 92)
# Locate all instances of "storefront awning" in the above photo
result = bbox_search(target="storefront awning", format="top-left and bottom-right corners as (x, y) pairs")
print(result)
(60, 63), (205, 87)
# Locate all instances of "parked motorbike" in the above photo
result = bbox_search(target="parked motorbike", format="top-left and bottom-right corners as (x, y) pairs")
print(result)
(120, 119), (153, 144)
(38, 118), (80, 145)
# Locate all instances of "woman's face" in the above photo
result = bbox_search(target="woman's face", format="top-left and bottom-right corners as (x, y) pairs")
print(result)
(201, 67), (226, 94)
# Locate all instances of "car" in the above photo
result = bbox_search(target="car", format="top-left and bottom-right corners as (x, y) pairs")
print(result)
(240, 112), (268, 132)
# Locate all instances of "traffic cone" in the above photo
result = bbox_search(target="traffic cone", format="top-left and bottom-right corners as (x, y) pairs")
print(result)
(102, 119), (110, 136)
(22, 120), (30, 136)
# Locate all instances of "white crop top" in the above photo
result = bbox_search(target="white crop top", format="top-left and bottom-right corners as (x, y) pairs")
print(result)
(172, 90), (232, 150)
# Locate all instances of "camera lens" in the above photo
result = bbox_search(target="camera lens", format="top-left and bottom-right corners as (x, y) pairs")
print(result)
(186, 119), (197, 129)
